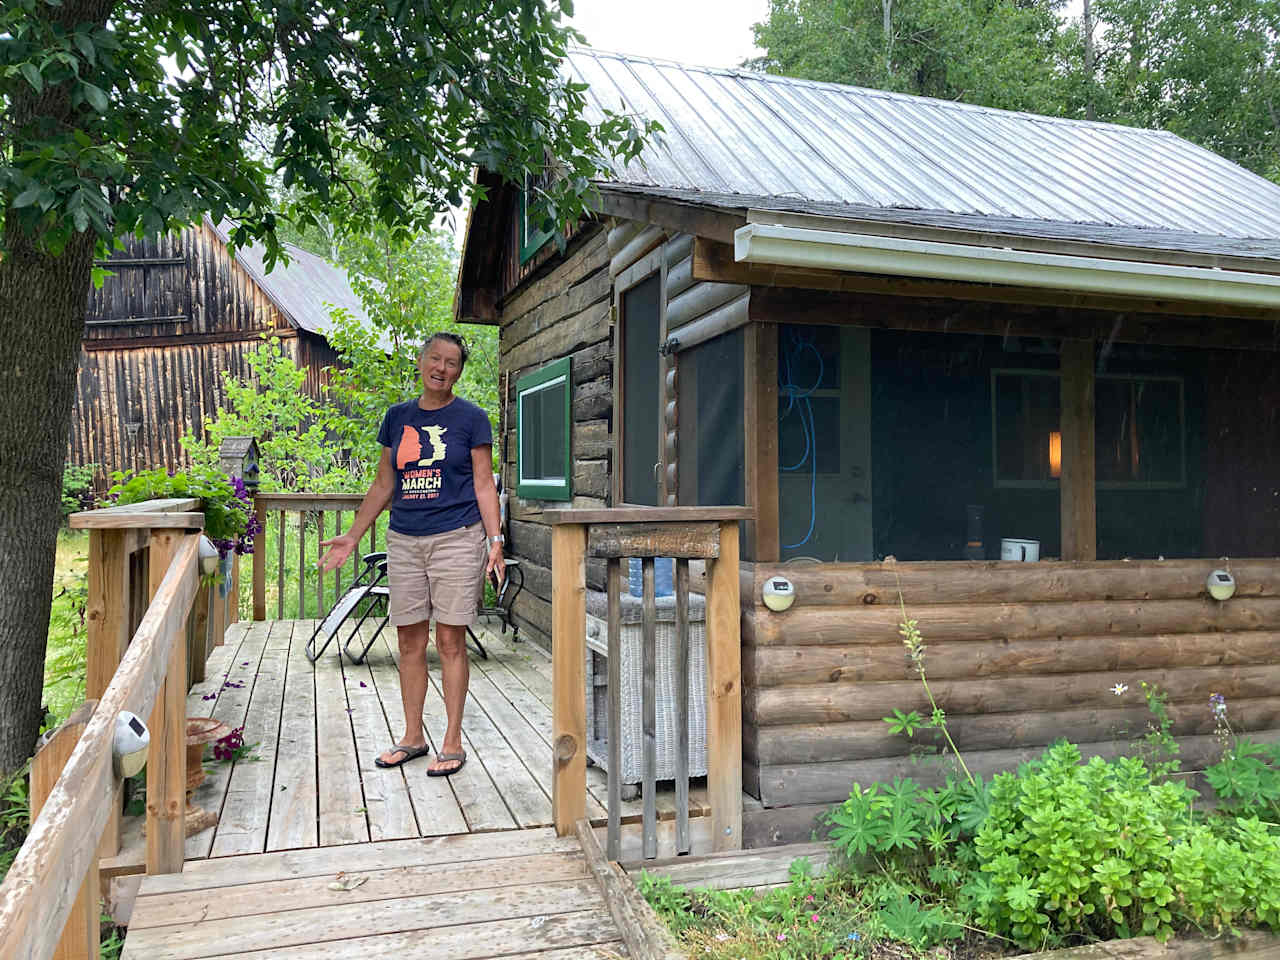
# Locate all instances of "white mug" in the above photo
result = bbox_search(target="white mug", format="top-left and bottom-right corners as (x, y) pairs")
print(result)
(1001, 538), (1040, 562)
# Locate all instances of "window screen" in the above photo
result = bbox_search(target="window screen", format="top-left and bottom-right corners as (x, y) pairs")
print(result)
(516, 357), (571, 501)
(622, 274), (661, 506)
(676, 328), (745, 506)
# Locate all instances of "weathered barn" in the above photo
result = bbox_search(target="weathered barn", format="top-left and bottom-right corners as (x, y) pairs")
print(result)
(458, 49), (1280, 841)
(70, 217), (367, 482)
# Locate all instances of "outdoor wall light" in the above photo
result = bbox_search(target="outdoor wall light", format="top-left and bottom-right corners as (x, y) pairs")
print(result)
(1048, 431), (1062, 479)
(198, 535), (220, 577)
(763, 576), (796, 612)
(1207, 569), (1236, 601)
(112, 711), (150, 778)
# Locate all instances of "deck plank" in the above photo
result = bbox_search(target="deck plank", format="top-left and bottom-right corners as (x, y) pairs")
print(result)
(138, 828), (578, 894)
(359, 623), (471, 837)
(128, 850), (591, 928)
(376, 631), (518, 832)
(221, 911), (622, 960)
(312, 621), (370, 846)
(123, 877), (602, 958)
(186, 620), (273, 859)
(340, 626), (420, 842)
(266, 619), (319, 852)
(210, 619), (293, 856)
(466, 654), (608, 821)
(426, 661), (553, 829)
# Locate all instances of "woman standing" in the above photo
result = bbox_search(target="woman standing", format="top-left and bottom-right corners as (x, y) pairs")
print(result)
(319, 332), (504, 776)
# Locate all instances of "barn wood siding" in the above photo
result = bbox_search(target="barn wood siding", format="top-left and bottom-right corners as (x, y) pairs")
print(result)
(71, 220), (339, 483)
(740, 559), (1280, 808)
(69, 335), (316, 485)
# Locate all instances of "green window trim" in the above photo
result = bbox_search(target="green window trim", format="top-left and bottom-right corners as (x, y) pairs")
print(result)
(518, 179), (556, 265)
(516, 356), (572, 501)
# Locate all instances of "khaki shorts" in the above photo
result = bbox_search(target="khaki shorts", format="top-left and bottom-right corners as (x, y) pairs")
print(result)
(385, 523), (486, 627)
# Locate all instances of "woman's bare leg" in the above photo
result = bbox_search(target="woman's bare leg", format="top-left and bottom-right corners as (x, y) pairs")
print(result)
(378, 620), (430, 765)
(430, 623), (469, 773)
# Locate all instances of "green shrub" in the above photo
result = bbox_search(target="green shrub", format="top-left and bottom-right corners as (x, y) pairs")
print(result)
(60, 463), (95, 522)
(969, 741), (1280, 948)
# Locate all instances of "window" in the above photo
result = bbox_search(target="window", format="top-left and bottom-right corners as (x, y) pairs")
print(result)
(517, 177), (555, 265)
(992, 369), (1186, 489)
(516, 357), (571, 501)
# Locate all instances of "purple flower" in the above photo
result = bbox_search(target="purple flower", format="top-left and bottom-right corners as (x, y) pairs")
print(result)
(202, 693), (216, 701)
(359, 681), (367, 688)
(1210, 693), (1228, 719)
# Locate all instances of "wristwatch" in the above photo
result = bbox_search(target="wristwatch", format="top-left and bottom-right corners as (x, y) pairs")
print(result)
(488, 534), (505, 545)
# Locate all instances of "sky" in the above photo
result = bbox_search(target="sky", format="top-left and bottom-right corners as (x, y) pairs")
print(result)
(566, 0), (772, 69)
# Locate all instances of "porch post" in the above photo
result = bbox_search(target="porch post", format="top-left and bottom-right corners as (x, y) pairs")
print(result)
(551, 522), (587, 836)
(706, 520), (743, 851)
(1060, 339), (1097, 560)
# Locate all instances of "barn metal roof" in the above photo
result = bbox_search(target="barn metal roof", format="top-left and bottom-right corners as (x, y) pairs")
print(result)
(564, 49), (1280, 261)
(209, 219), (370, 339)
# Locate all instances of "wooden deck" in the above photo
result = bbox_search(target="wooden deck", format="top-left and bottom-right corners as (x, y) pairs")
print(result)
(168, 617), (709, 859)
(125, 827), (626, 958)
(121, 616), (715, 956)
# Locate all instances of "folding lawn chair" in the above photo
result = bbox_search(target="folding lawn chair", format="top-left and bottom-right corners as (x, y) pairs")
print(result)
(307, 550), (501, 665)
(306, 551), (391, 664)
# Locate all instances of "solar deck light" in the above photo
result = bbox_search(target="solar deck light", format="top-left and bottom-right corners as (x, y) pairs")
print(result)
(1207, 569), (1236, 601)
(198, 535), (220, 576)
(113, 711), (150, 778)
(763, 576), (796, 612)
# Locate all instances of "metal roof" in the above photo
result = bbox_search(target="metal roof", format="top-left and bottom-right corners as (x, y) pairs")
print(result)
(565, 49), (1280, 261)
(209, 219), (370, 339)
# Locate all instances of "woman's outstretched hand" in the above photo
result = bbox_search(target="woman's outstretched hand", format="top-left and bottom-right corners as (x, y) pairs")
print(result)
(318, 532), (358, 573)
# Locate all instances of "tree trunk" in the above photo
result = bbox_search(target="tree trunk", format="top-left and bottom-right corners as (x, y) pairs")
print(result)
(0, 221), (96, 777)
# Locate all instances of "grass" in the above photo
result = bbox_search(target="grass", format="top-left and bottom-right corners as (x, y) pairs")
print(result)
(44, 528), (90, 724)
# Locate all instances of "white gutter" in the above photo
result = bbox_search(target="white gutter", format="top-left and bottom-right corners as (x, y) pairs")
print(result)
(734, 223), (1280, 310)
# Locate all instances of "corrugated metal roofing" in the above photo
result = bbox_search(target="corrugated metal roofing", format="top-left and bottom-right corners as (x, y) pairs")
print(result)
(210, 219), (370, 338)
(565, 49), (1280, 260)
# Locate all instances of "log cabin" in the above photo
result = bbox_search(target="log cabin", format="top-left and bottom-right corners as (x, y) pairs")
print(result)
(457, 48), (1280, 841)
(70, 217), (368, 483)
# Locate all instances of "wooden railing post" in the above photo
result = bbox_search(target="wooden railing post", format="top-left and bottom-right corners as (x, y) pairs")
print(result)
(145, 529), (188, 875)
(551, 522), (587, 836)
(188, 581), (211, 685)
(85, 529), (129, 863)
(31, 700), (100, 960)
(252, 495), (266, 620)
(706, 520), (742, 852)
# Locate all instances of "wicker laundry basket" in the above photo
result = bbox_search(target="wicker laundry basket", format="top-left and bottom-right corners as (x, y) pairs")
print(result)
(583, 589), (708, 785)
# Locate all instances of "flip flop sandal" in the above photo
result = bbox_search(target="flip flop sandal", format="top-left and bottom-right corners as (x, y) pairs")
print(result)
(374, 743), (431, 768)
(427, 751), (467, 777)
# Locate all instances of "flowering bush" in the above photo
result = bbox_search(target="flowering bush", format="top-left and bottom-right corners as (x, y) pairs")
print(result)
(106, 465), (259, 558)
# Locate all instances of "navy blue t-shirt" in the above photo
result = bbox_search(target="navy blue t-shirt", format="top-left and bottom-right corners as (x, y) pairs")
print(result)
(377, 396), (494, 536)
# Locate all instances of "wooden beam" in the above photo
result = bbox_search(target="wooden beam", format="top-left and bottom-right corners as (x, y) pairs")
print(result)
(86, 529), (129, 862)
(588, 521), (721, 559)
(551, 523), (588, 836)
(31, 701), (101, 960)
(80, 327), (298, 353)
(1060, 340), (1097, 560)
(252, 496), (266, 621)
(706, 521), (743, 852)
(145, 530), (189, 875)
(703, 237), (1280, 324)
(71, 512), (203, 530)
(744, 324), (780, 562)
(544, 506), (754, 525)
(596, 191), (746, 246)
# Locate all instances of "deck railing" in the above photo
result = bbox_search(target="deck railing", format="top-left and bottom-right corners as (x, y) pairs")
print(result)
(249, 492), (379, 621)
(0, 499), (206, 960)
(546, 506), (751, 862)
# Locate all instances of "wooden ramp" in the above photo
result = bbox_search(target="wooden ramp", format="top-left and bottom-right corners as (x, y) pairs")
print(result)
(123, 827), (626, 958)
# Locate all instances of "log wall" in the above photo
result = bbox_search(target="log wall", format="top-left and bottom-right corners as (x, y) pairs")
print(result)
(497, 217), (755, 647)
(741, 558), (1280, 808)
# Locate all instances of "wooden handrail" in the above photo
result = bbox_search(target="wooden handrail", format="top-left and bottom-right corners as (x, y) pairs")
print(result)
(250, 493), (381, 621)
(69, 497), (202, 527)
(550, 511), (743, 862)
(0, 533), (200, 959)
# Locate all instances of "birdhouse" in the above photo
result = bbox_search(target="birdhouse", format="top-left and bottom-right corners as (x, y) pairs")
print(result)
(218, 436), (261, 493)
